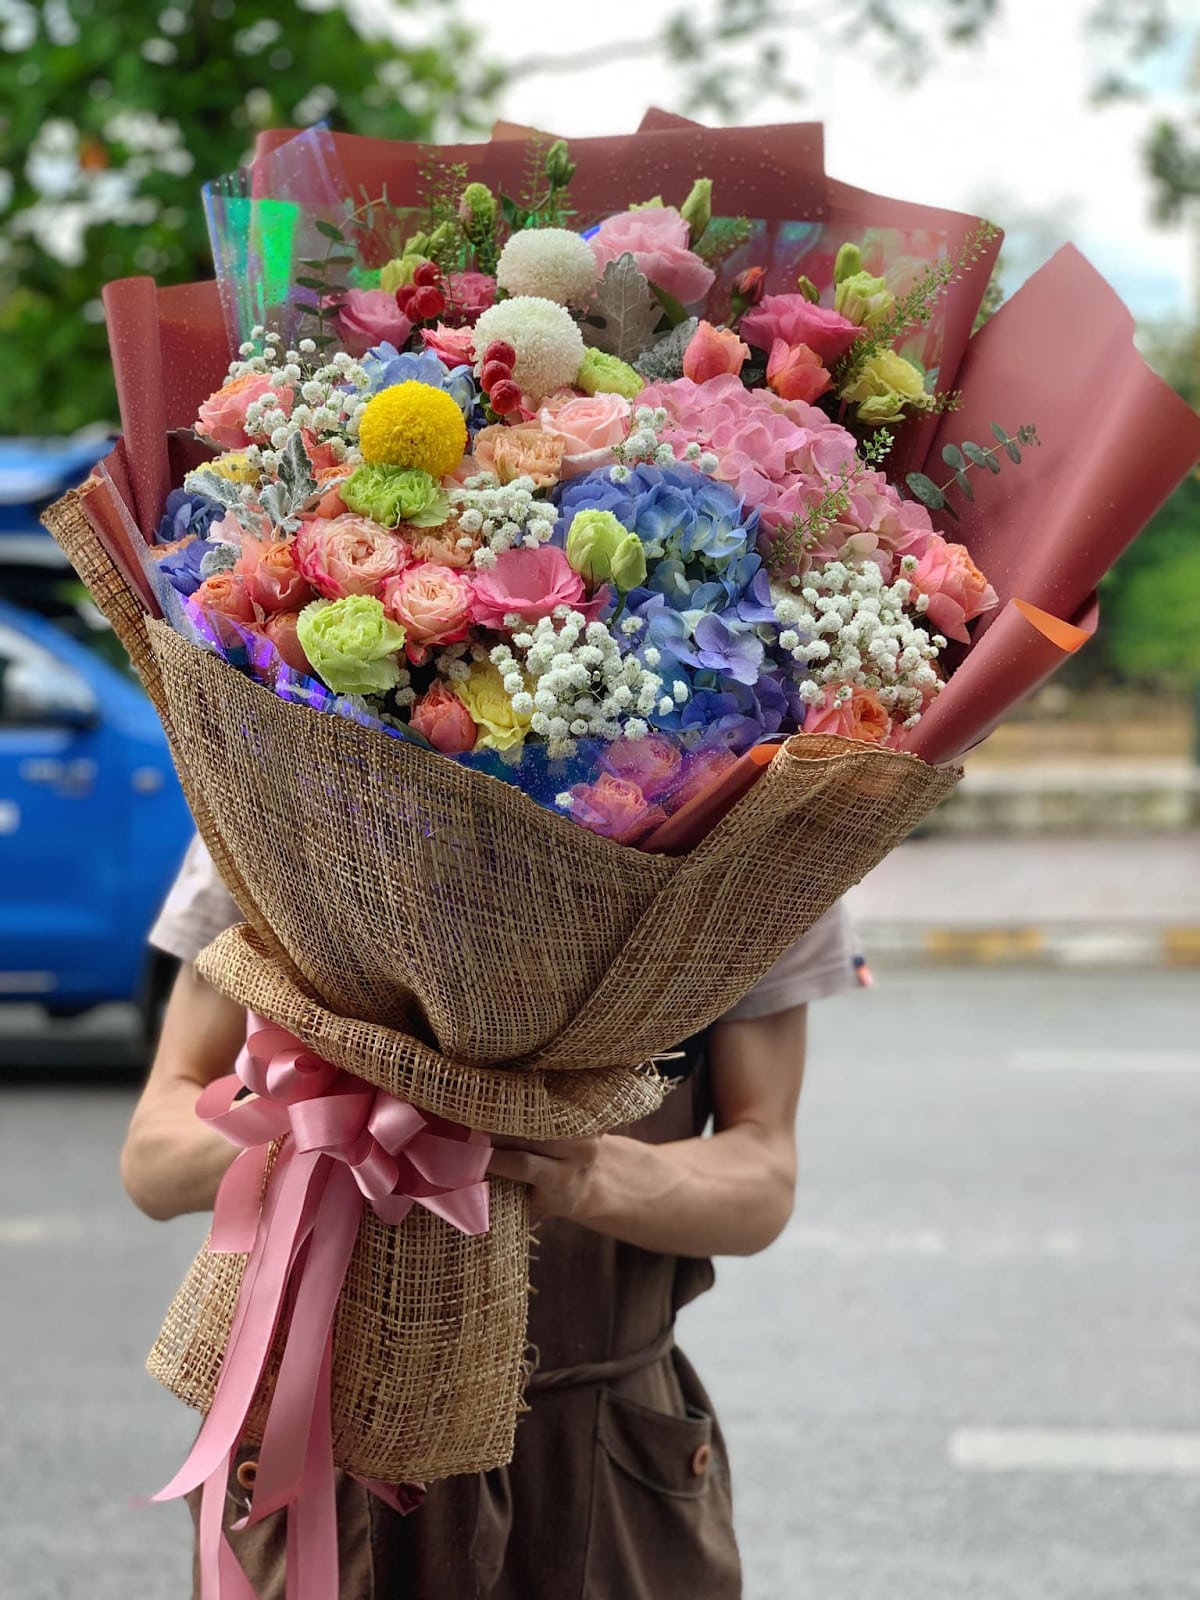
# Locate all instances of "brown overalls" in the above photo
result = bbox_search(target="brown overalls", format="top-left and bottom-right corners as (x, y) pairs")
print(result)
(195, 1040), (742, 1599)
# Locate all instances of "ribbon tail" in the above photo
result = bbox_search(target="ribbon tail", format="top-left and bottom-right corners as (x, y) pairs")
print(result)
(154, 1145), (323, 1504)
(287, 1333), (340, 1600)
(197, 1450), (258, 1600)
(209, 1145), (273, 1255)
(244, 1163), (362, 1523)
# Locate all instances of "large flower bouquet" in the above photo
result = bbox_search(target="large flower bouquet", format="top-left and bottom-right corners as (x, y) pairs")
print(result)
(45, 113), (1200, 1600)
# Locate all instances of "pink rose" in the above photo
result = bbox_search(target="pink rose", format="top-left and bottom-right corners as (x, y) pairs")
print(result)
(766, 339), (833, 404)
(334, 290), (413, 359)
(682, 321), (749, 384)
(236, 538), (316, 614)
(804, 684), (892, 745)
(909, 535), (999, 644)
(600, 735), (683, 802)
(537, 390), (632, 479)
(740, 294), (861, 365)
(293, 515), (409, 600)
(421, 322), (477, 367)
(589, 207), (715, 307)
(567, 773), (663, 844)
(445, 271), (497, 325)
(469, 545), (605, 630)
(191, 571), (257, 626)
(409, 681), (478, 754)
(196, 372), (292, 451)
(259, 610), (312, 675)
(383, 562), (473, 647)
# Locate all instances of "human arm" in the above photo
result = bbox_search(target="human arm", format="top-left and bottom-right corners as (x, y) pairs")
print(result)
(120, 963), (246, 1221)
(487, 1002), (807, 1258)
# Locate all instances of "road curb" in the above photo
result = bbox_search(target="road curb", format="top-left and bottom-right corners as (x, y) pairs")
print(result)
(858, 925), (1200, 967)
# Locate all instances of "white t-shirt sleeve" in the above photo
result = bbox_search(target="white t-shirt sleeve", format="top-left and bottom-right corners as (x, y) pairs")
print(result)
(149, 836), (244, 965)
(720, 900), (857, 1022)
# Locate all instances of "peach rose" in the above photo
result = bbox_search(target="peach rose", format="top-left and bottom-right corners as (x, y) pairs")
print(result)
(471, 421), (565, 489)
(259, 610), (312, 675)
(766, 339), (833, 404)
(408, 527), (477, 570)
(382, 562), (474, 646)
(196, 372), (292, 451)
(682, 321), (748, 384)
(910, 535), (999, 644)
(190, 570), (258, 627)
(567, 773), (664, 843)
(536, 391), (632, 479)
(409, 681), (478, 754)
(236, 539), (316, 614)
(292, 515), (409, 600)
(803, 684), (892, 744)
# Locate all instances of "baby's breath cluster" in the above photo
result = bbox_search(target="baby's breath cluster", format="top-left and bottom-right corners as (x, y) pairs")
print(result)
(610, 405), (718, 482)
(772, 557), (944, 725)
(490, 611), (664, 759)
(447, 473), (559, 569)
(226, 327), (372, 474)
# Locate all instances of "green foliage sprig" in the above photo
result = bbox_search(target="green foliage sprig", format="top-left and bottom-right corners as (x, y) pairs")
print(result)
(293, 211), (367, 350)
(763, 429), (895, 577)
(906, 422), (1040, 520)
(498, 138), (576, 235)
(834, 221), (1000, 388)
(694, 215), (754, 267)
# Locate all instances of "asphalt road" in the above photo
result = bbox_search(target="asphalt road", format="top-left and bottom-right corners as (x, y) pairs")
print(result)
(1, 968), (1198, 1600)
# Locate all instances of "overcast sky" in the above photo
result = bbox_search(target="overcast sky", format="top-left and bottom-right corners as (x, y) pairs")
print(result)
(422, 0), (1198, 323)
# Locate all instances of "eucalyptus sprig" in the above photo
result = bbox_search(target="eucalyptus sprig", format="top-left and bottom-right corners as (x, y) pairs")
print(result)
(906, 423), (1040, 521)
(293, 209), (370, 350)
(833, 221), (1000, 388)
(763, 429), (895, 577)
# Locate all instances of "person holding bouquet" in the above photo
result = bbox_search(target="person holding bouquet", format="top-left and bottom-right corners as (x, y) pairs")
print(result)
(122, 837), (857, 1599)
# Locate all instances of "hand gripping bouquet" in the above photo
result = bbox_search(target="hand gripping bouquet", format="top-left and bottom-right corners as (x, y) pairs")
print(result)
(44, 113), (1200, 1598)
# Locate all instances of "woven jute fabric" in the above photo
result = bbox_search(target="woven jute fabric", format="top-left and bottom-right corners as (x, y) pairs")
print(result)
(45, 483), (960, 1483)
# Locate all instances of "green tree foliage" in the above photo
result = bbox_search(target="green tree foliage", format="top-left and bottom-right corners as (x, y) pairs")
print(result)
(0, 0), (490, 433)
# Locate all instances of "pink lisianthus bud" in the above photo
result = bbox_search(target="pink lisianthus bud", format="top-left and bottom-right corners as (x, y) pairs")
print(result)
(682, 320), (749, 384)
(766, 339), (834, 404)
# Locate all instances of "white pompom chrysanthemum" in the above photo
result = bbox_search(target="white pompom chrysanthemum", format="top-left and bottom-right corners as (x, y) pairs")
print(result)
(496, 227), (598, 307)
(472, 296), (585, 404)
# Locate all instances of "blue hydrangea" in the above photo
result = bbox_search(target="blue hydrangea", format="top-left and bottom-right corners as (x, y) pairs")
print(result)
(155, 487), (222, 546)
(360, 343), (478, 422)
(556, 464), (759, 571)
(156, 538), (214, 598)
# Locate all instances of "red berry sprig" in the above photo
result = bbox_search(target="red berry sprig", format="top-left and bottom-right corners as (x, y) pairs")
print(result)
(395, 259), (447, 324)
(478, 340), (521, 417)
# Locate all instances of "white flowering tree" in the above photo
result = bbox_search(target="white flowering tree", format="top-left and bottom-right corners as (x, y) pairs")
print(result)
(0, 0), (494, 435)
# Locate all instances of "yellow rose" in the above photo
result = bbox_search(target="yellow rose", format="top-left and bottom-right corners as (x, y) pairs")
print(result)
(840, 349), (933, 425)
(452, 662), (532, 753)
(205, 450), (260, 485)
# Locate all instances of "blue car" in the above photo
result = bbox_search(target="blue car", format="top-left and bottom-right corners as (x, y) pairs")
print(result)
(0, 440), (193, 1027)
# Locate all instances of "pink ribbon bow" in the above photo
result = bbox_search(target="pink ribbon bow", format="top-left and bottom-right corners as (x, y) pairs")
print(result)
(152, 1014), (491, 1600)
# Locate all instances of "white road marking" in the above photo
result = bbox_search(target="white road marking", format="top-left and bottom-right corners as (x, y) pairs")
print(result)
(0, 1215), (85, 1245)
(950, 1428), (1200, 1475)
(1010, 1049), (1200, 1074)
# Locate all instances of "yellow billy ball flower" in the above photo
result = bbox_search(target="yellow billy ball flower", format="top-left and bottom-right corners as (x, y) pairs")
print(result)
(357, 382), (467, 478)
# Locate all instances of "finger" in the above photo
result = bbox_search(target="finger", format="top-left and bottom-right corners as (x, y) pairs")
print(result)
(487, 1149), (547, 1186)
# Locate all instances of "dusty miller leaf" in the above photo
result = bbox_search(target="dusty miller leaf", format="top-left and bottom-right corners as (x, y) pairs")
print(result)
(635, 317), (699, 382)
(261, 432), (316, 532)
(183, 467), (243, 510)
(581, 253), (662, 362)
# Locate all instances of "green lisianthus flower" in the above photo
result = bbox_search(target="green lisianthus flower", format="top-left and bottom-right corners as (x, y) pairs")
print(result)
(296, 597), (407, 698)
(566, 508), (647, 591)
(835, 270), (896, 329)
(576, 348), (644, 400)
(341, 464), (450, 529)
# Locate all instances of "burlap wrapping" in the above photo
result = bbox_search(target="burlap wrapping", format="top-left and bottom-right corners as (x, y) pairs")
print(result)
(45, 484), (959, 1482)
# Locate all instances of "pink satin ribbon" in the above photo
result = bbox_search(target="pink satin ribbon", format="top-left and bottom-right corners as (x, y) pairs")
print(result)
(153, 1015), (491, 1600)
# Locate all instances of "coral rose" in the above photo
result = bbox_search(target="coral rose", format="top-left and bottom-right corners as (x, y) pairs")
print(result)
(196, 372), (291, 451)
(536, 390), (631, 479)
(293, 515), (409, 601)
(259, 611), (312, 675)
(766, 339), (833, 404)
(471, 421), (565, 488)
(589, 207), (715, 306)
(335, 289), (413, 359)
(383, 562), (473, 646)
(409, 681), (478, 754)
(408, 527), (477, 569)
(191, 571), (257, 626)
(682, 321), (748, 384)
(739, 294), (861, 365)
(804, 684), (892, 744)
(469, 544), (601, 630)
(237, 539), (316, 614)
(909, 535), (999, 644)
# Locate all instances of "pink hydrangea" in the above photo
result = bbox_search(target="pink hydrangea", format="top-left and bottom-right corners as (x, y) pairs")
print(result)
(589, 207), (715, 306)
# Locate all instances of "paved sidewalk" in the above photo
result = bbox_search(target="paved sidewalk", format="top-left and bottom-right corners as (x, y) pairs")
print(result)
(846, 834), (1200, 966)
